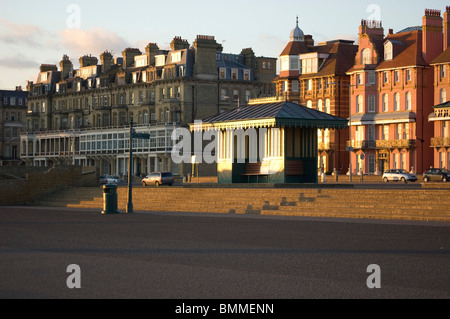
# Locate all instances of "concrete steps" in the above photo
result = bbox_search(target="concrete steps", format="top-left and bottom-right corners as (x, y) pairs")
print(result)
(34, 186), (450, 222)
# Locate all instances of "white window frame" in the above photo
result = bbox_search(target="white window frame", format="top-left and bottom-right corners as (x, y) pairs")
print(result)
(292, 80), (299, 92)
(441, 88), (447, 104)
(356, 95), (363, 113)
(382, 94), (389, 112)
(394, 93), (400, 111)
(405, 92), (411, 110)
(384, 42), (393, 60)
(368, 95), (376, 113)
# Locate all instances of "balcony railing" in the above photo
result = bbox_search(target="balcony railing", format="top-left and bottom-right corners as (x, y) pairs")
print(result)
(347, 140), (376, 149)
(431, 137), (450, 147)
(376, 139), (415, 149)
(347, 139), (416, 149)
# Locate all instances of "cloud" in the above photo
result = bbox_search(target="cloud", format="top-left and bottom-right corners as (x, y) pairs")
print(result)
(59, 27), (131, 62)
(0, 54), (39, 69)
(0, 18), (48, 47)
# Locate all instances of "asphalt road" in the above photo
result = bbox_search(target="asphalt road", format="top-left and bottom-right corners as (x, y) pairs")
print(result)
(1, 206), (449, 301)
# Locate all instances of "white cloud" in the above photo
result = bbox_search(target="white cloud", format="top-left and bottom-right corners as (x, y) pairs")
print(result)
(0, 18), (49, 48)
(59, 27), (131, 63)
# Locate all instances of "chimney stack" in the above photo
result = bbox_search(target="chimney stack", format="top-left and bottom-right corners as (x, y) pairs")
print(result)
(79, 55), (98, 68)
(59, 55), (72, 79)
(145, 43), (160, 66)
(422, 9), (443, 63)
(122, 48), (142, 69)
(100, 51), (113, 73)
(444, 6), (450, 49)
(304, 35), (315, 47)
(193, 35), (218, 80)
(170, 36), (190, 51)
(359, 19), (384, 39)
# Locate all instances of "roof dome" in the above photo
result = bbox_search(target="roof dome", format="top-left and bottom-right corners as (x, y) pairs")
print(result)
(290, 16), (304, 42)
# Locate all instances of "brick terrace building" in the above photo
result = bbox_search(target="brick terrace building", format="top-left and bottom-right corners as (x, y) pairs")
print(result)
(346, 8), (446, 175)
(273, 18), (357, 174)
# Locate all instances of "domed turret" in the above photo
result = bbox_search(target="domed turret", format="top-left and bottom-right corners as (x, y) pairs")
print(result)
(290, 16), (304, 42)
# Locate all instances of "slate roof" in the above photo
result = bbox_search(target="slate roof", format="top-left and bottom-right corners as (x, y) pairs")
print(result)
(280, 41), (309, 56)
(431, 47), (450, 65)
(433, 100), (450, 109)
(299, 42), (358, 78)
(202, 101), (348, 129)
(376, 30), (427, 70)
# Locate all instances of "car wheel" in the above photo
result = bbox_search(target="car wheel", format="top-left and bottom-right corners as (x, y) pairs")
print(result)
(142, 182), (146, 187)
(383, 177), (388, 183)
(401, 177), (406, 184)
(443, 177), (448, 182)
(424, 176), (429, 183)
(155, 181), (160, 187)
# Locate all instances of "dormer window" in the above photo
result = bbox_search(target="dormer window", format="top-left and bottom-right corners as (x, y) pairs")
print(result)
(280, 57), (289, 72)
(290, 56), (299, 70)
(384, 42), (393, 60)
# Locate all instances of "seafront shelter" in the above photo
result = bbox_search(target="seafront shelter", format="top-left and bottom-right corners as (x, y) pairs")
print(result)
(190, 98), (348, 184)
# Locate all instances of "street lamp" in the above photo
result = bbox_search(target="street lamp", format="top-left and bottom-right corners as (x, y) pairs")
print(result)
(127, 117), (134, 214)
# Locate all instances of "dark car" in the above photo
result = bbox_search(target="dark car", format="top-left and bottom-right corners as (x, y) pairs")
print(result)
(100, 175), (108, 185)
(142, 172), (174, 187)
(423, 168), (450, 182)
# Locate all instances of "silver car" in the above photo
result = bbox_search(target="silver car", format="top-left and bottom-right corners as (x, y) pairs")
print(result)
(142, 172), (174, 187)
(382, 169), (418, 183)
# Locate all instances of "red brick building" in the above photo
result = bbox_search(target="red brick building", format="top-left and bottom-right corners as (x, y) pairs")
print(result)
(430, 7), (450, 169)
(347, 8), (445, 176)
(274, 18), (357, 174)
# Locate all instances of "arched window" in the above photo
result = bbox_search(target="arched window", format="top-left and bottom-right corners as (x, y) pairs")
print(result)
(306, 100), (313, 109)
(361, 48), (372, 64)
(317, 99), (323, 112)
(384, 42), (393, 60)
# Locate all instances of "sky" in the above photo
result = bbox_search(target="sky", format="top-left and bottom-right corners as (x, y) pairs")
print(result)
(0, 0), (447, 90)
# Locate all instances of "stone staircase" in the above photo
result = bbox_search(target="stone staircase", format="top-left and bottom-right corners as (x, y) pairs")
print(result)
(33, 186), (450, 222)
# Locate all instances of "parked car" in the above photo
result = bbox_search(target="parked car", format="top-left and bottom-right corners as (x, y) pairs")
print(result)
(423, 168), (450, 182)
(382, 169), (418, 183)
(105, 175), (126, 185)
(142, 172), (174, 187)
